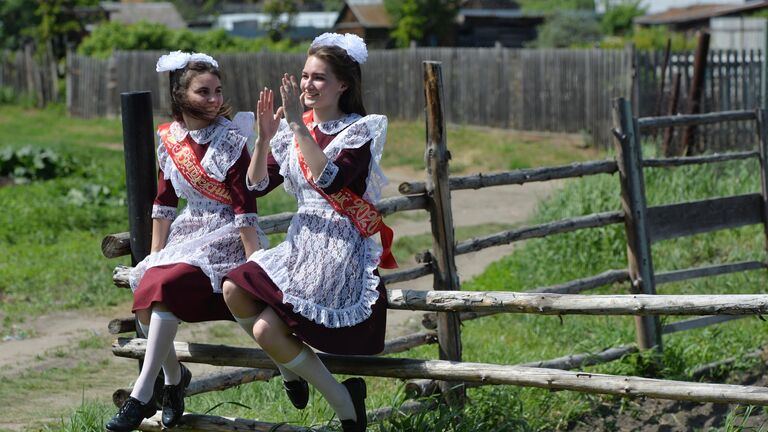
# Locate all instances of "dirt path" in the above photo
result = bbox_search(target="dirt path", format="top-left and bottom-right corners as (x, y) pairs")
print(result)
(0, 168), (561, 431)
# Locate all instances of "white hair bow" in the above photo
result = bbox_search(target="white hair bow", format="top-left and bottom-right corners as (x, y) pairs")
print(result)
(156, 50), (219, 72)
(310, 33), (368, 64)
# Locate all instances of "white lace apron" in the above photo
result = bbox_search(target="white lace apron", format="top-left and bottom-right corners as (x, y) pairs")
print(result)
(248, 113), (389, 328)
(130, 114), (267, 294)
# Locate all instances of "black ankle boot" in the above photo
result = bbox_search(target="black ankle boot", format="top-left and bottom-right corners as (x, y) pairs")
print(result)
(105, 397), (157, 432)
(340, 377), (367, 432)
(284, 378), (309, 409)
(161, 363), (192, 428)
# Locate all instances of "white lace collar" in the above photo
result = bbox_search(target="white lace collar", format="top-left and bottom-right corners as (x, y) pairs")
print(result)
(312, 113), (361, 135)
(170, 117), (227, 145)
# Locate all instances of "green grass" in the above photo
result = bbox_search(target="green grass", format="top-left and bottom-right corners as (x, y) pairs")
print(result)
(382, 120), (599, 173)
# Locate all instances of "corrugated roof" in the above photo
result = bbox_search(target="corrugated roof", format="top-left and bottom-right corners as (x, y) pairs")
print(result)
(348, 3), (391, 27)
(100, 1), (186, 29)
(635, 1), (768, 25)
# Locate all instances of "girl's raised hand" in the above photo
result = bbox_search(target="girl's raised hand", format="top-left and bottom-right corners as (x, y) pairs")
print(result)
(256, 87), (282, 145)
(279, 73), (304, 125)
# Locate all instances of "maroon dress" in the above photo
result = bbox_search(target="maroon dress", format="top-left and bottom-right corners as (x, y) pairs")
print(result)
(225, 122), (387, 355)
(132, 120), (259, 323)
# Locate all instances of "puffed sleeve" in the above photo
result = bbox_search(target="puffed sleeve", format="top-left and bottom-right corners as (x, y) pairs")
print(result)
(227, 146), (260, 228)
(316, 141), (371, 195)
(152, 168), (178, 220)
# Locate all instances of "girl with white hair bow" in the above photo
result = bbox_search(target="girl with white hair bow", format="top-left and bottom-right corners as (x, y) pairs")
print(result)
(223, 33), (393, 432)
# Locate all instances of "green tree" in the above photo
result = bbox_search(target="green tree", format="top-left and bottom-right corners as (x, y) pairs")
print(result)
(263, 0), (298, 42)
(519, 0), (595, 12)
(600, 0), (646, 36)
(531, 12), (602, 47)
(384, 0), (460, 47)
(0, 0), (38, 50)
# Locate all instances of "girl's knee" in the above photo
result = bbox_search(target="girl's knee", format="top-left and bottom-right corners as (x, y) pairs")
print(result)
(222, 280), (240, 303)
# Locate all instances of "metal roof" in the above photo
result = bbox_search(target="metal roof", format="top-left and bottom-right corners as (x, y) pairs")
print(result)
(100, 1), (186, 29)
(635, 1), (768, 25)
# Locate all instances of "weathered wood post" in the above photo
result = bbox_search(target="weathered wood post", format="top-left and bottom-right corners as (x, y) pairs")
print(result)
(120, 91), (156, 266)
(423, 61), (465, 405)
(756, 109), (768, 251)
(612, 97), (662, 355)
(681, 31), (710, 156)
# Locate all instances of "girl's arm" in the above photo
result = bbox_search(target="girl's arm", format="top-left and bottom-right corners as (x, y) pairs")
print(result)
(150, 218), (172, 252)
(280, 74), (328, 180)
(238, 226), (261, 259)
(248, 88), (283, 185)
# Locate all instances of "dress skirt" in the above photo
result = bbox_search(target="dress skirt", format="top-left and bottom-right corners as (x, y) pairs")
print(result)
(224, 261), (387, 355)
(133, 263), (234, 323)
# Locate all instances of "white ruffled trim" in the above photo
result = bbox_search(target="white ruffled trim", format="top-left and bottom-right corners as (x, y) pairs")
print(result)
(246, 174), (270, 191)
(152, 205), (177, 220)
(252, 236), (382, 328)
(232, 112), (256, 156)
(158, 118), (247, 183)
(314, 161), (339, 188)
(322, 114), (389, 203)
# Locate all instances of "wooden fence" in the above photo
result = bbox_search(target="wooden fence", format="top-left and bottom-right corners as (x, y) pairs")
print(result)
(0, 46), (58, 107)
(98, 61), (768, 430)
(637, 49), (764, 153)
(68, 47), (633, 149)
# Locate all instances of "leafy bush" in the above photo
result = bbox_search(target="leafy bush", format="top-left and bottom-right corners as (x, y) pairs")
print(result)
(78, 21), (306, 58)
(0, 146), (76, 183)
(530, 12), (603, 48)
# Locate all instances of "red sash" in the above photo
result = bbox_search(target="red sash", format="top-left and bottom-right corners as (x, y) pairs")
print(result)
(158, 123), (233, 205)
(296, 111), (398, 269)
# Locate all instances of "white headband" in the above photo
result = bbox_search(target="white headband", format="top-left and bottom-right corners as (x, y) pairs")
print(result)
(156, 50), (219, 73)
(310, 32), (368, 64)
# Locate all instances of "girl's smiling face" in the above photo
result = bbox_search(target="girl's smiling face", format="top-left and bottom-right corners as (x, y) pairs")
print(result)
(185, 72), (223, 120)
(300, 55), (347, 112)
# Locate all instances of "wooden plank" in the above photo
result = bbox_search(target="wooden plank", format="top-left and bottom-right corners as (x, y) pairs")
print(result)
(655, 260), (766, 285)
(398, 160), (618, 195)
(637, 109), (755, 131)
(647, 193), (764, 243)
(114, 338), (768, 406)
(662, 315), (747, 335)
(386, 290), (768, 315)
(612, 97), (661, 350)
(643, 151), (758, 168)
(450, 211), (624, 256)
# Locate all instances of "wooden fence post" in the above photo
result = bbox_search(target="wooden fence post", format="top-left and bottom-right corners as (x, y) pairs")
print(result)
(423, 61), (465, 405)
(612, 97), (662, 354)
(120, 91), (156, 266)
(756, 109), (768, 251)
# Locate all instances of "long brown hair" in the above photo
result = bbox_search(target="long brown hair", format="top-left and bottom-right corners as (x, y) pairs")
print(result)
(306, 45), (366, 116)
(168, 61), (232, 122)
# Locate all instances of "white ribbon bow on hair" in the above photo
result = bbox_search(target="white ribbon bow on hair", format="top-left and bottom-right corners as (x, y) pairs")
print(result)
(156, 50), (219, 72)
(310, 33), (368, 64)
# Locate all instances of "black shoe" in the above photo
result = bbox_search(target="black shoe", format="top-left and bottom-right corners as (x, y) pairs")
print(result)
(340, 377), (367, 432)
(105, 397), (157, 432)
(161, 363), (192, 428)
(283, 378), (309, 409)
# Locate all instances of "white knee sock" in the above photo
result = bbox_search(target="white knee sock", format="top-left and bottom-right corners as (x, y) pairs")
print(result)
(282, 345), (356, 421)
(130, 310), (179, 402)
(137, 318), (182, 386)
(232, 315), (300, 382)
